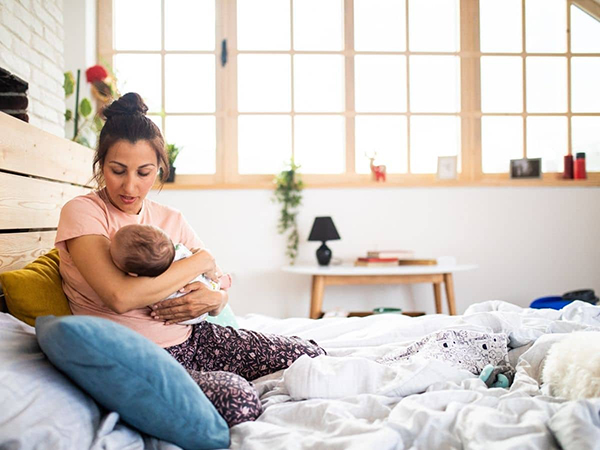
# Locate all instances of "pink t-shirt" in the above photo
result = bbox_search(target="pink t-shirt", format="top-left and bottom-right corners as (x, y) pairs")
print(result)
(55, 189), (203, 347)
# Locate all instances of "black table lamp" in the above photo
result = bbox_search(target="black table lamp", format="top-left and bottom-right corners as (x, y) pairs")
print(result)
(308, 216), (340, 266)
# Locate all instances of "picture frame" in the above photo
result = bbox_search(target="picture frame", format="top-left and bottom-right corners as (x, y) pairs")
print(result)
(510, 158), (542, 179)
(436, 156), (458, 180)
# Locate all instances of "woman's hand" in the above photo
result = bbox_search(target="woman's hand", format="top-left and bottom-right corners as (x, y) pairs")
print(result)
(150, 282), (228, 325)
(192, 248), (219, 282)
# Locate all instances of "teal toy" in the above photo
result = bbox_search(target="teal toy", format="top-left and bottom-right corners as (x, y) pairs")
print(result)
(479, 363), (513, 388)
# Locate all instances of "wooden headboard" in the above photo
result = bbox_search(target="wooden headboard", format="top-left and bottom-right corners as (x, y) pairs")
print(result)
(0, 111), (95, 310)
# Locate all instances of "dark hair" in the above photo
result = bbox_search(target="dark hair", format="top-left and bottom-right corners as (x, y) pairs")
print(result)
(92, 92), (169, 188)
(114, 224), (175, 277)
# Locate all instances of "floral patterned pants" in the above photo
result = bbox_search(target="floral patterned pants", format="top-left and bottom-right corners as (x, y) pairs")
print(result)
(165, 321), (326, 427)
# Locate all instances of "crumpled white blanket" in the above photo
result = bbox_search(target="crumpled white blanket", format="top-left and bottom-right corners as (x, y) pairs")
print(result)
(284, 354), (473, 400)
(231, 300), (600, 450)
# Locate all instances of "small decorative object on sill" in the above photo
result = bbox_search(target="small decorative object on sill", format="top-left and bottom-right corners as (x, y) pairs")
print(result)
(366, 152), (387, 182)
(272, 159), (304, 264)
(563, 154), (574, 179)
(509, 158), (542, 179)
(164, 143), (182, 183)
(308, 216), (341, 266)
(437, 155), (458, 180)
(574, 152), (587, 179)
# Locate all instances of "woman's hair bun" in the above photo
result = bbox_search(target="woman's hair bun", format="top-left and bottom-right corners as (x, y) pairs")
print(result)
(103, 92), (149, 119)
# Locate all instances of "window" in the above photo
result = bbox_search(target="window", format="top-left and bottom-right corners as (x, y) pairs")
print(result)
(479, 0), (600, 177)
(98, 0), (600, 188)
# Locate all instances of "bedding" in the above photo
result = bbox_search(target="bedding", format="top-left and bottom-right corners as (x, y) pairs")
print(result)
(2, 300), (600, 449)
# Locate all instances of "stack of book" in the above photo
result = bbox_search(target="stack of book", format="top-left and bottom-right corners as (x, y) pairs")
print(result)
(354, 257), (399, 267)
(354, 250), (437, 267)
(366, 250), (415, 259)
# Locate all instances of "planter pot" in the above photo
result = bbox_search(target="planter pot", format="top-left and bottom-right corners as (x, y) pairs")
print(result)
(166, 165), (176, 183)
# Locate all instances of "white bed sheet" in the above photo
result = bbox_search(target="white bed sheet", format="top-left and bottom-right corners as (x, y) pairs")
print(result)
(232, 300), (600, 450)
(3, 300), (600, 450)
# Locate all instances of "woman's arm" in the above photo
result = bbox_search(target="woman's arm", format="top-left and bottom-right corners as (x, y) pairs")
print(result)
(67, 234), (217, 314)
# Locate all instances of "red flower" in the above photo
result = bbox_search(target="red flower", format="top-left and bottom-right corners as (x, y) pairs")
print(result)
(85, 65), (108, 83)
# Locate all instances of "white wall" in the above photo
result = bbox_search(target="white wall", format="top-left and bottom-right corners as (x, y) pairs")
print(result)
(63, 0), (96, 140)
(149, 187), (600, 318)
(0, 0), (65, 136)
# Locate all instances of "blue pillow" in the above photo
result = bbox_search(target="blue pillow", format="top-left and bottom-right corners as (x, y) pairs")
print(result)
(35, 315), (229, 450)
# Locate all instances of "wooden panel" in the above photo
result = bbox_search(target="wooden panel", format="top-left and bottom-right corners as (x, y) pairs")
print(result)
(0, 231), (56, 273)
(0, 112), (94, 186)
(0, 172), (90, 229)
(574, 0), (600, 20)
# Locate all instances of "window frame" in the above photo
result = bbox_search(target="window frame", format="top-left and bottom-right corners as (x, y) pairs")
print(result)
(98, 0), (600, 189)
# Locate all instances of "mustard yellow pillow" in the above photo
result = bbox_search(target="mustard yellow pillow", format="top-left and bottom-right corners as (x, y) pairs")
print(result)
(0, 249), (72, 326)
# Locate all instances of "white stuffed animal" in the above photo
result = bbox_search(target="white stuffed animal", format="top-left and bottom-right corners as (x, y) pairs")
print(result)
(542, 331), (600, 400)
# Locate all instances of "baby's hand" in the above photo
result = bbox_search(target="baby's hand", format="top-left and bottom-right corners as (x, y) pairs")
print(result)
(203, 270), (219, 284)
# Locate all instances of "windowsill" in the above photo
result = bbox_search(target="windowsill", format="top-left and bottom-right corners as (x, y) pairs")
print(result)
(153, 173), (600, 190)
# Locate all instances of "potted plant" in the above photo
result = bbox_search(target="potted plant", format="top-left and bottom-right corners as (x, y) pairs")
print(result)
(272, 159), (304, 264)
(63, 64), (118, 148)
(165, 143), (182, 182)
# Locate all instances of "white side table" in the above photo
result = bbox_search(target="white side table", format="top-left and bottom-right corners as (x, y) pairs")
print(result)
(282, 263), (477, 318)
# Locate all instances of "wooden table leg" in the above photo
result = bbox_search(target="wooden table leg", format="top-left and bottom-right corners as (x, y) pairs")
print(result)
(443, 273), (457, 315)
(310, 275), (325, 319)
(433, 282), (443, 314)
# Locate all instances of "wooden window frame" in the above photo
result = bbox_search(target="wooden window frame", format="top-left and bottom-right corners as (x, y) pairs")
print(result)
(98, 0), (600, 189)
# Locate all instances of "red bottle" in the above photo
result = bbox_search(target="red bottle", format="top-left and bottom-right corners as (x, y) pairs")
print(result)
(574, 152), (587, 179)
(563, 154), (573, 179)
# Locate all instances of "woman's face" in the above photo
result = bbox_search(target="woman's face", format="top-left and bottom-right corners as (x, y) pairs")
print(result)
(102, 140), (158, 214)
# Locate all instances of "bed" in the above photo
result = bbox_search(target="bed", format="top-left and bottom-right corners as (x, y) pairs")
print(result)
(1, 111), (599, 449)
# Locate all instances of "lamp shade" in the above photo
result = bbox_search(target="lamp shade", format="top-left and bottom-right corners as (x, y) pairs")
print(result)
(308, 217), (340, 242)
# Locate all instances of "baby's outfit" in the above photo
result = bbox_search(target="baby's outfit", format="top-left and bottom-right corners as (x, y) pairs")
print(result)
(378, 329), (513, 378)
(162, 244), (232, 325)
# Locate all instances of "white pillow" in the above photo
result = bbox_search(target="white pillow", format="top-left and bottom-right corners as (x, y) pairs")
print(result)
(0, 312), (101, 449)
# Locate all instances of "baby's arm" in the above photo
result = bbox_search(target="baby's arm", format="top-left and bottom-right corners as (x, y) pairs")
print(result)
(218, 273), (232, 290)
(177, 244), (231, 289)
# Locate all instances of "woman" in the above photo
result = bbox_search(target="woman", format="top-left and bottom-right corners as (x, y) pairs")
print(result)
(55, 93), (325, 427)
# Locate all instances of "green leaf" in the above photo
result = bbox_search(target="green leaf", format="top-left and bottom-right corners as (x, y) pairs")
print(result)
(92, 115), (104, 133)
(79, 98), (92, 117)
(75, 135), (91, 148)
(63, 71), (75, 97)
(272, 159), (303, 264)
(64, 109), (73, 121)
(166, 143), (182, 166)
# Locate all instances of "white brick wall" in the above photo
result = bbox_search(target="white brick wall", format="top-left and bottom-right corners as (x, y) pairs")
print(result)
(0, 0), (65, 137)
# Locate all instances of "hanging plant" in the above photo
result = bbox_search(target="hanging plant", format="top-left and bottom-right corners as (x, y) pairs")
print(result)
(272, 159), (304, 265)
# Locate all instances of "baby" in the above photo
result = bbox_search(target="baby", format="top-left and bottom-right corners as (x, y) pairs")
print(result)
(109, 224), (231, 325)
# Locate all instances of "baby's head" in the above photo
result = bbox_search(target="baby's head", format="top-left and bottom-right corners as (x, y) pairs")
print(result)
(110, 224), (175, 277)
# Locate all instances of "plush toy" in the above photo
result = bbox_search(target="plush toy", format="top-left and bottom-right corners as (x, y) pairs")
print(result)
(542, 331), (600, 400)
(479, 362), (515, 388)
